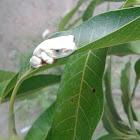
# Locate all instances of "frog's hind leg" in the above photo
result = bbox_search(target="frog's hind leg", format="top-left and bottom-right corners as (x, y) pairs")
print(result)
(41, 51), (54, 64)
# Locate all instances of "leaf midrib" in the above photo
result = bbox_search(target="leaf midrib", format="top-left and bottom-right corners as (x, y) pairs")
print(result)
(77, 15), (140, 52)
(73, 51), (91, 140)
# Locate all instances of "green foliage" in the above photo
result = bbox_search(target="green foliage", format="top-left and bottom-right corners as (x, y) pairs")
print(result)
(25, 103), (55, 140)
(135, 59), (140, 79)
(0, 1), (140, 140)
(123, 0), (140, 8)
(46, 48), (107, 140)
(0, 70), (15, 83)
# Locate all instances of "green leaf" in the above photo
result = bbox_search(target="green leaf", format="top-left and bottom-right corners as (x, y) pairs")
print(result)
(58, 0), (85, 31)
(0, 70), (16, 83)
(82, 0), (102, 21)
(102, 110), (114, 133)
(66, 17), (82, 30)
(1, 7), (140, 103)
(104, 58), (122, 121)
(0, 56), (67, 103)
(123, 0), (140, 8)
(103, 59), (131, 134)
(103, 103), (131, 136)
(132, 59), (140, 99)
(121, 61), (140, 139)
(0, 75), (61, 103)
(127, 40), (140, 54)
(46, 48), (107, 140)
(25, 103), (55, 140)
(0, 74), (18, 103)
(98, 134), (129, 140)
(121, 61), (138, 122)
(135, 58), (140, 79)
(108, 41), (140, 56)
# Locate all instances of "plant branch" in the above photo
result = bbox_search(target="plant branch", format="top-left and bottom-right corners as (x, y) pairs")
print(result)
(128, 101), (140, 139)
(8, 68), (33, 140)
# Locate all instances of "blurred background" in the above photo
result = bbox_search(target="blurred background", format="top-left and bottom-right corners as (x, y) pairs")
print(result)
(0, 0), (140, 139)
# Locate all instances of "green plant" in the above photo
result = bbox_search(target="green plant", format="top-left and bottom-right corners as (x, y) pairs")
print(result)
(0, 0), (140, 139)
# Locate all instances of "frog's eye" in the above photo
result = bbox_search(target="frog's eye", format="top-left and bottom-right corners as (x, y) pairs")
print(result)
(54, 49), (62, 53)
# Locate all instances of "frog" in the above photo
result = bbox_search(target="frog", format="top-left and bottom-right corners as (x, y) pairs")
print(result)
(30, 35), (77, 68)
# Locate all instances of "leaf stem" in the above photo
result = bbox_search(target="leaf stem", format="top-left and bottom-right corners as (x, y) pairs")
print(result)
(131, 77), (139, 100)
(8, 68), (33, 140)
(128, 101), (140, 139)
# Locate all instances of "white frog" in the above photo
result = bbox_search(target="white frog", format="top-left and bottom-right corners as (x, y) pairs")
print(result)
(30, 35), (77, 68)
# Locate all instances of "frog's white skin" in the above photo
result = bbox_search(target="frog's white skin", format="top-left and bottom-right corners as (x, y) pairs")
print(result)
(30, 35), (77, 68)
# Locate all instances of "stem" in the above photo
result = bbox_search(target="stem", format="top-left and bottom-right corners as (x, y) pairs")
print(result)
(128, 101), (140, 139)
(9, 68), (33, 140)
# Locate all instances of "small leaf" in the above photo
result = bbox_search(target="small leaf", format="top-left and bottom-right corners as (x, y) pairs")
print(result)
(0, 70), (16, 83)
(25, 103), (55, 140)
(123, 0), (140, 8)
(82, 0), (102, 21)
(104, 58), (131, 134)
(108, 41), (140, 56)
(132, 59), (140, 99)
(104, 58), (122, 121)
(103, 103), (131, 135)
(135, 58), (140, 79)
(0, 75), (61, 103)
(121, 61), (138, 122)
(121, 61), (140, 139)
(58, 0), (86, 31)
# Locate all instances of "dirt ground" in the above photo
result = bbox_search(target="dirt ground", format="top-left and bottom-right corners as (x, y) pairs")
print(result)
(0, 0), (123, 138)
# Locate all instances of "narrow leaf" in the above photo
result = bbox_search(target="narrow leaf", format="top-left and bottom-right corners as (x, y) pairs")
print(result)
(132, 59), (140, 99)
(121, 61), (138, 122)
(58, 0), (85, 31)
(0, 70), (16, 83)
(123, 0), (140, 8)
(0, 75), (61, 103)
(83, 0), (102, 21)
(25, 103), (55, 140)
(134, 58), (140, 79)
(104, 58), (122, 121)
(103, 103), (131, 136)
(108, 41), (140, 56)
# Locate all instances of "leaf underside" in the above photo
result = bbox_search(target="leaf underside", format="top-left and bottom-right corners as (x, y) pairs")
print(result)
(46, 48), (108, 140)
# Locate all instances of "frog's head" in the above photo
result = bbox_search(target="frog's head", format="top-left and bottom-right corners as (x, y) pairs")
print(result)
(41, 35), (77, 59)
